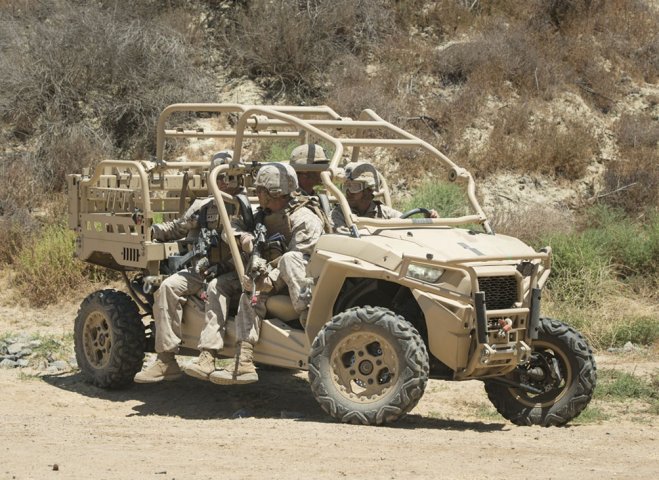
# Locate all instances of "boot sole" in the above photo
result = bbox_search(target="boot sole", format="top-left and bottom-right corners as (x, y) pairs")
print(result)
(134, 372), (182, 384)
(183, 366), (213, 381)
(209, 373), (258, 385)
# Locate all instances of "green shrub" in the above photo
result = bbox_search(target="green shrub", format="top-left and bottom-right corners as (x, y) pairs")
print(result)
(13, 223), (113, 306)
(401, 181), (469, 217)
(583, 206), (659, 277)
(596, 370), (658, 401)
(542, 230), (614, 305)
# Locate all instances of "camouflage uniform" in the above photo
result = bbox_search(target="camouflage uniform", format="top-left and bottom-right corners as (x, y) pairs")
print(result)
(229, 196), (324, 343)
(330, 201), (401, 232)
(152, 196), (239, 353)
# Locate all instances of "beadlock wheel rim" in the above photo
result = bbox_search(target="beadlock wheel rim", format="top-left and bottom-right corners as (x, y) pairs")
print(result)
(330, 330), (398, 404)
(83, 312), (113, 369)
(509, 339), (572, 408)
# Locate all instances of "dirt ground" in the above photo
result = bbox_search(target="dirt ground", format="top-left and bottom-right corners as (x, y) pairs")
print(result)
(1, 282), (657, 480)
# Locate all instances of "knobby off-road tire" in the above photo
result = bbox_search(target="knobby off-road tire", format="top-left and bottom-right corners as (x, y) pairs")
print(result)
(484, 317), (596, 427)
(74, 289), (145, 389)
(309, 306), (429, 425)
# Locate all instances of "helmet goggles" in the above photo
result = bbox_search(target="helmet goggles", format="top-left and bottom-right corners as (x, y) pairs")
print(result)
(343, 180), (368, 194)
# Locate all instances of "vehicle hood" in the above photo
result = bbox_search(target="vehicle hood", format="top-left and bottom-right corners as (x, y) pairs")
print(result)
(315, 227), (537, 271)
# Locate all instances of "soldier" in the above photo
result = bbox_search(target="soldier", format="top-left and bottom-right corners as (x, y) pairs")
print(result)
(134, 151), (244, 384)
(289, 143), (328, 196)
(208, 162), (324, 385)
(331, 162), (437, 232)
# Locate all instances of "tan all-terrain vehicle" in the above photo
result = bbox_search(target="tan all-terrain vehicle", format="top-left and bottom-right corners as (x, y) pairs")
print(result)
(68, 103), (596, 426)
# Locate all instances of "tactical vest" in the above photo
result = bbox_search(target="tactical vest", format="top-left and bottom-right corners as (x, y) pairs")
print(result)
(198, 202), (236, 269)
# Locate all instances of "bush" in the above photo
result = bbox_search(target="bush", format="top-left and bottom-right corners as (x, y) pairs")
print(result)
(583, 206), (659, 278)
(401, 181), (468, 217)
(474, 108), (598, 179)
(542, 229), (616, 305)
(217, 0), (395, 101)
(488, 203), (574, 245)
(602, 113), (659, 215)
(12, 223), (114, 306)
(0, 1), (215, 197)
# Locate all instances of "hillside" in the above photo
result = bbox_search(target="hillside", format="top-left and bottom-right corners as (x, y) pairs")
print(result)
(0, 0), (657, 348)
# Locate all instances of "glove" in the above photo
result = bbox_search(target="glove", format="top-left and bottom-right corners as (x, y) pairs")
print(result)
(240, 233), (255, 253)
(241, 273), (274, 294)
(195, 257), (211, 276)
(143, 275), (164, 294)
(248, 256), (269, 276)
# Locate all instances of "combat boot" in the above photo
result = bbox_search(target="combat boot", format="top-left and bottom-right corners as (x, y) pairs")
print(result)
(183, 350), (216, 381)
(134, 352), (182, 383)
(209, 341), (258, 385)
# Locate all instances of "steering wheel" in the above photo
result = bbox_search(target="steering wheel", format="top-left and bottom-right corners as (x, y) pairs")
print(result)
(400, 208), (433, 219)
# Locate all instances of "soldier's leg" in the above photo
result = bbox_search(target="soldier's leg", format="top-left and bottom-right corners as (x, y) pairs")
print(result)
(185, 272), (241, 381)
(209, 292), (264, 385)
(278, 251), (312, 316)
(153, 270), (204, 353)
(135, 270), (203, 383)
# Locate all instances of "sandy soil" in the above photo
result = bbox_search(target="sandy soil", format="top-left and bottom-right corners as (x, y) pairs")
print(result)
(1, 283), (657, 480)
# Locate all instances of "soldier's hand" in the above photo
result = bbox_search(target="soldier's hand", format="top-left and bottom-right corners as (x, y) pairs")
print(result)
(241, 273), (273, 294)
(240, 233), (255, 253)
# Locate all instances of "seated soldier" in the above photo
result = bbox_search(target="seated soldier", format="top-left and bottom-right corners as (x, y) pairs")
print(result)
(331, 162), (437, 232)
(289, 143), (328, 196)
(330, 162), (401, 232)
(208, 163), (324, 385)
(134, 151), (244, 384)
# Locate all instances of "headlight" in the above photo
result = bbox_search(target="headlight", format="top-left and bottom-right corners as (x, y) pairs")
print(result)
(406, 263), (445, 283)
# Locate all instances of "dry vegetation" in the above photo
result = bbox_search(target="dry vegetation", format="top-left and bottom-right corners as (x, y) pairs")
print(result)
(0, 0), (657, 347)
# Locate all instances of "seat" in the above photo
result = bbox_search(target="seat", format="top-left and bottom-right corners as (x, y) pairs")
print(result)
(265, 294), (298, 322)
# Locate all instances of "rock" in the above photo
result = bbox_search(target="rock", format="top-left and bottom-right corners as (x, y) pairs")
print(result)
(0, 359), (18, 368)
(45, 365), (61, 375)
(1, 355), (17, 362)
(0, 342), (8, 355)
(7, 343), (25, 355)
(16, 359), (29, 368)
(16, 348), (33, 358)
(50, 360), (69, 371)
(622, 341), (635, 352)
(28, 340), (42, 348)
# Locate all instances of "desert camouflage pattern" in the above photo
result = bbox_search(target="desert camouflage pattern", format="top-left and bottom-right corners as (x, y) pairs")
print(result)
(231, 200), (323, 343)
(289, 144), (328, 171)
(254, 163), (299, 196)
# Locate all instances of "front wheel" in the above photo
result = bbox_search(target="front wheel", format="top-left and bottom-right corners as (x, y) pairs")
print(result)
(484, 317), (597, 426)
(74, 289), (145, 389)
(309, 306), (429, 425)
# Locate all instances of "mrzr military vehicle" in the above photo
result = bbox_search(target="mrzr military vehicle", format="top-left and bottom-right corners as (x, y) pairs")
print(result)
(68, 103), (596, 426)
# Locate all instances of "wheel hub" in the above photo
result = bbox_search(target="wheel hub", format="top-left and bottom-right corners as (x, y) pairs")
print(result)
(330, 331), (398, 404)
(83, 312), (113, 369)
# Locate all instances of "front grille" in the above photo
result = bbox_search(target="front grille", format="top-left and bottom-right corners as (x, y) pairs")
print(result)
(478, 276), (517, 310)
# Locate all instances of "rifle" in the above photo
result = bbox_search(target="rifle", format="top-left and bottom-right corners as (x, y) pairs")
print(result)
(167, 227), (218, 275)
(245, 221), (268, 306)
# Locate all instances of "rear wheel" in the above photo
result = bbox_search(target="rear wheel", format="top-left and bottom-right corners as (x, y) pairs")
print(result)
(74, 289), (145, 389)
(309, 306), (429, 425)
(484, 317), (596, 426)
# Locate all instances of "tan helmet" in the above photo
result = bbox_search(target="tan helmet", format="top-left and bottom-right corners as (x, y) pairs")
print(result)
(210, 150), (242, 188)
(211, 149), (234, 168)
(343, 161), (380, 193)
(289, 144), (328, 172)
(254, 163), (299, 197)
